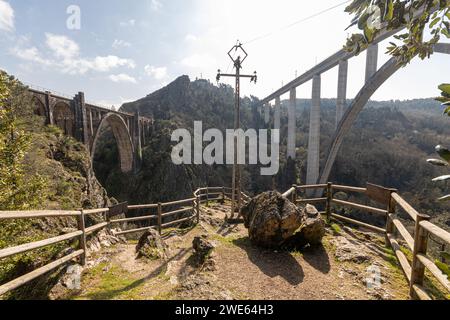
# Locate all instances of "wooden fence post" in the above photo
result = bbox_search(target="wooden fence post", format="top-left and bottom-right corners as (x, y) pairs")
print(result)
(196, 195), (200, 224)
(77, 209), (87, 266)
(206, 187), (209, 205)
(157, 203), (162, 235)
(221, 187), (225, 204)
(291, 185), (297, 204)
(409, 214), (430, 299)
(326, 182), (332, 222)
(385, 193), (396, 246)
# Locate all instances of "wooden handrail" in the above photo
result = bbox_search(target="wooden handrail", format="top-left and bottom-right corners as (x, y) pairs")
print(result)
(332, 185), (367, 193)
(296, 184), (327, 190)
(331, 199), (388, 216)
(110, 215), (156, 224)
(0, 230), (82, 260)
(128, 204), (158, 210)
(391, 192), (430, 222)
(416, 254), (450, 293)
(419, 220), (450, 245)
(297, 197), (327, 204)
(0, 249), (84, 296)
(161, 207), (192, 218)
(161, 198), (196, 207)
(83, 208), (109, 215)
(389, 214), (414, 250)
(331, 213), (385, 234)
(0, 210), (81, 219)
(386, 233), (412, 283)
(282, 187), (296, 198)
(85, 222), (108, 235)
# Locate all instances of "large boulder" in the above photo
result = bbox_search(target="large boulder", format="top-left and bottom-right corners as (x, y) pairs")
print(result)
(241, 191), (325, 248)
(136, 229), (168, 260)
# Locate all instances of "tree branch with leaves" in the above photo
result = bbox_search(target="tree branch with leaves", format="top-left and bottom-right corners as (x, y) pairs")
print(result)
(344, 0), (450, 66)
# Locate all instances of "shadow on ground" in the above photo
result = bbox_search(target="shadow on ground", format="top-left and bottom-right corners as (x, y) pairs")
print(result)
(232, 238), (304, 285)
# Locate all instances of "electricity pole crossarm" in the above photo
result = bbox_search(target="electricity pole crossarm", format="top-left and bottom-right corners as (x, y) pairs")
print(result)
(217, 73), (257, 81)
(215, 41), (257, 219)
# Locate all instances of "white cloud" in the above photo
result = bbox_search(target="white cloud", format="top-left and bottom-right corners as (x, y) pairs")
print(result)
(112, 39), (131, 49)
(0, 0), (14, 32)
(144, 65), (167, 80)
(91, 56), (135, 72)
(181, 53), (217, 69)
(11, 47), (52, 66)
(45, 33), (79, 59)
(13, 34), (136, 75)
(184, 34), (198, 42)
(150, 0), (162, 11)
(120, 19), (136, 27)
(109, 73), (137, 84)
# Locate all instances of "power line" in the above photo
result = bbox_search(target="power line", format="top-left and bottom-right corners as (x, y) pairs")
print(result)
(243, 0), (352, 45)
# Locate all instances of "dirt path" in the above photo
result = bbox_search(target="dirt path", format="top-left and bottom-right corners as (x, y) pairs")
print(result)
(73, 203), (409, 300)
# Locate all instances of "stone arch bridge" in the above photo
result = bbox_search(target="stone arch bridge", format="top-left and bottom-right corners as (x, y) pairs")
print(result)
(29, 89), (152, 173)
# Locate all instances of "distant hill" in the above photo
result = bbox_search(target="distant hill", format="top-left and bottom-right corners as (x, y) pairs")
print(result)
(94, 75), (450, 231)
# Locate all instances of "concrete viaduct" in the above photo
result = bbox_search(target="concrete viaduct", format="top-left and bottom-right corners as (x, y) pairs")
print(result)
(258, 11), (450, 192)
(29, 89), (152, 173)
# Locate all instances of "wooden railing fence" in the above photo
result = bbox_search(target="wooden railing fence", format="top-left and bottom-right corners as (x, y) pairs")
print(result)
(0, 186), (242, 298)
(285, 182), (450, 300)
(1, 182), (448, 300)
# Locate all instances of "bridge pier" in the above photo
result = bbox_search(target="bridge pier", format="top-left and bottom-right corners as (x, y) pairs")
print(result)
(264, 103), (270, 124)
(274, 97), (281, 131)
(287, 88), (296, 159)
(336, 60), (348, 128)
(365, 44), (378, 82)
(133, 110), (143, 172)
(306, 74), (321, 186)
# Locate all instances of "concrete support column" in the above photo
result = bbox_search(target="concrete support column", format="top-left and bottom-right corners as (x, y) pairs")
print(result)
(133, 111), (142, 172)
(365, 44), (378, 83)
(306, 74), (321, 186)
(287, 88), (296, 159)
(264, 103), (270, 124)
(336, 60), (348, 128)
(89, 107), (94, 138)
(274, 97), (281, 131)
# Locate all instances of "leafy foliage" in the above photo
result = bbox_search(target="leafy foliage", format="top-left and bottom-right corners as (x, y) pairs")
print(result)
(0, 71), (47, 210)
(344, 0), (450, 65)
(437, 83), (450, 115)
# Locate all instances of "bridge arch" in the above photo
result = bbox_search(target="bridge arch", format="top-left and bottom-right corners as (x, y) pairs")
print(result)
(318, 43), (450, 186)
(53, 101), (74, 136)
(91, 113), (134, 173)
(32, 96), (47, 118)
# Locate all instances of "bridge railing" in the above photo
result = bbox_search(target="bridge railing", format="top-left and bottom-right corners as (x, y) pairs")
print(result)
(0, 186), (239, 298)
(287, 182), (450, 300)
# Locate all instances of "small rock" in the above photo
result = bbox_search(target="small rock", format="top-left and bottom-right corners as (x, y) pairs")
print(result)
(192, 235), (216, 271)
(333, 236), (371, 263)
(136, 229), (168, 260)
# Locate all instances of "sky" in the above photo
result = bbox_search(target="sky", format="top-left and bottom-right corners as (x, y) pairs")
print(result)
(0, 0), (449, 108)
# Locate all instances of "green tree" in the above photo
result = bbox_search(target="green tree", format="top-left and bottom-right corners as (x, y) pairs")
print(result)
(0, 71), (47, 210)
(344, 0), (450, 66)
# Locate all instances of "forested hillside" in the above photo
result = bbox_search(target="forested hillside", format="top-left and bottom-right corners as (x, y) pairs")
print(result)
(0, 71), (114, 299)
(92, 75), (450, 233)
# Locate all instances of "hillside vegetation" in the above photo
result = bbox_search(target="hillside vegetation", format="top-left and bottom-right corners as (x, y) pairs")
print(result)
(93, 76), (450, 233)
(0, 71), (114, 299)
